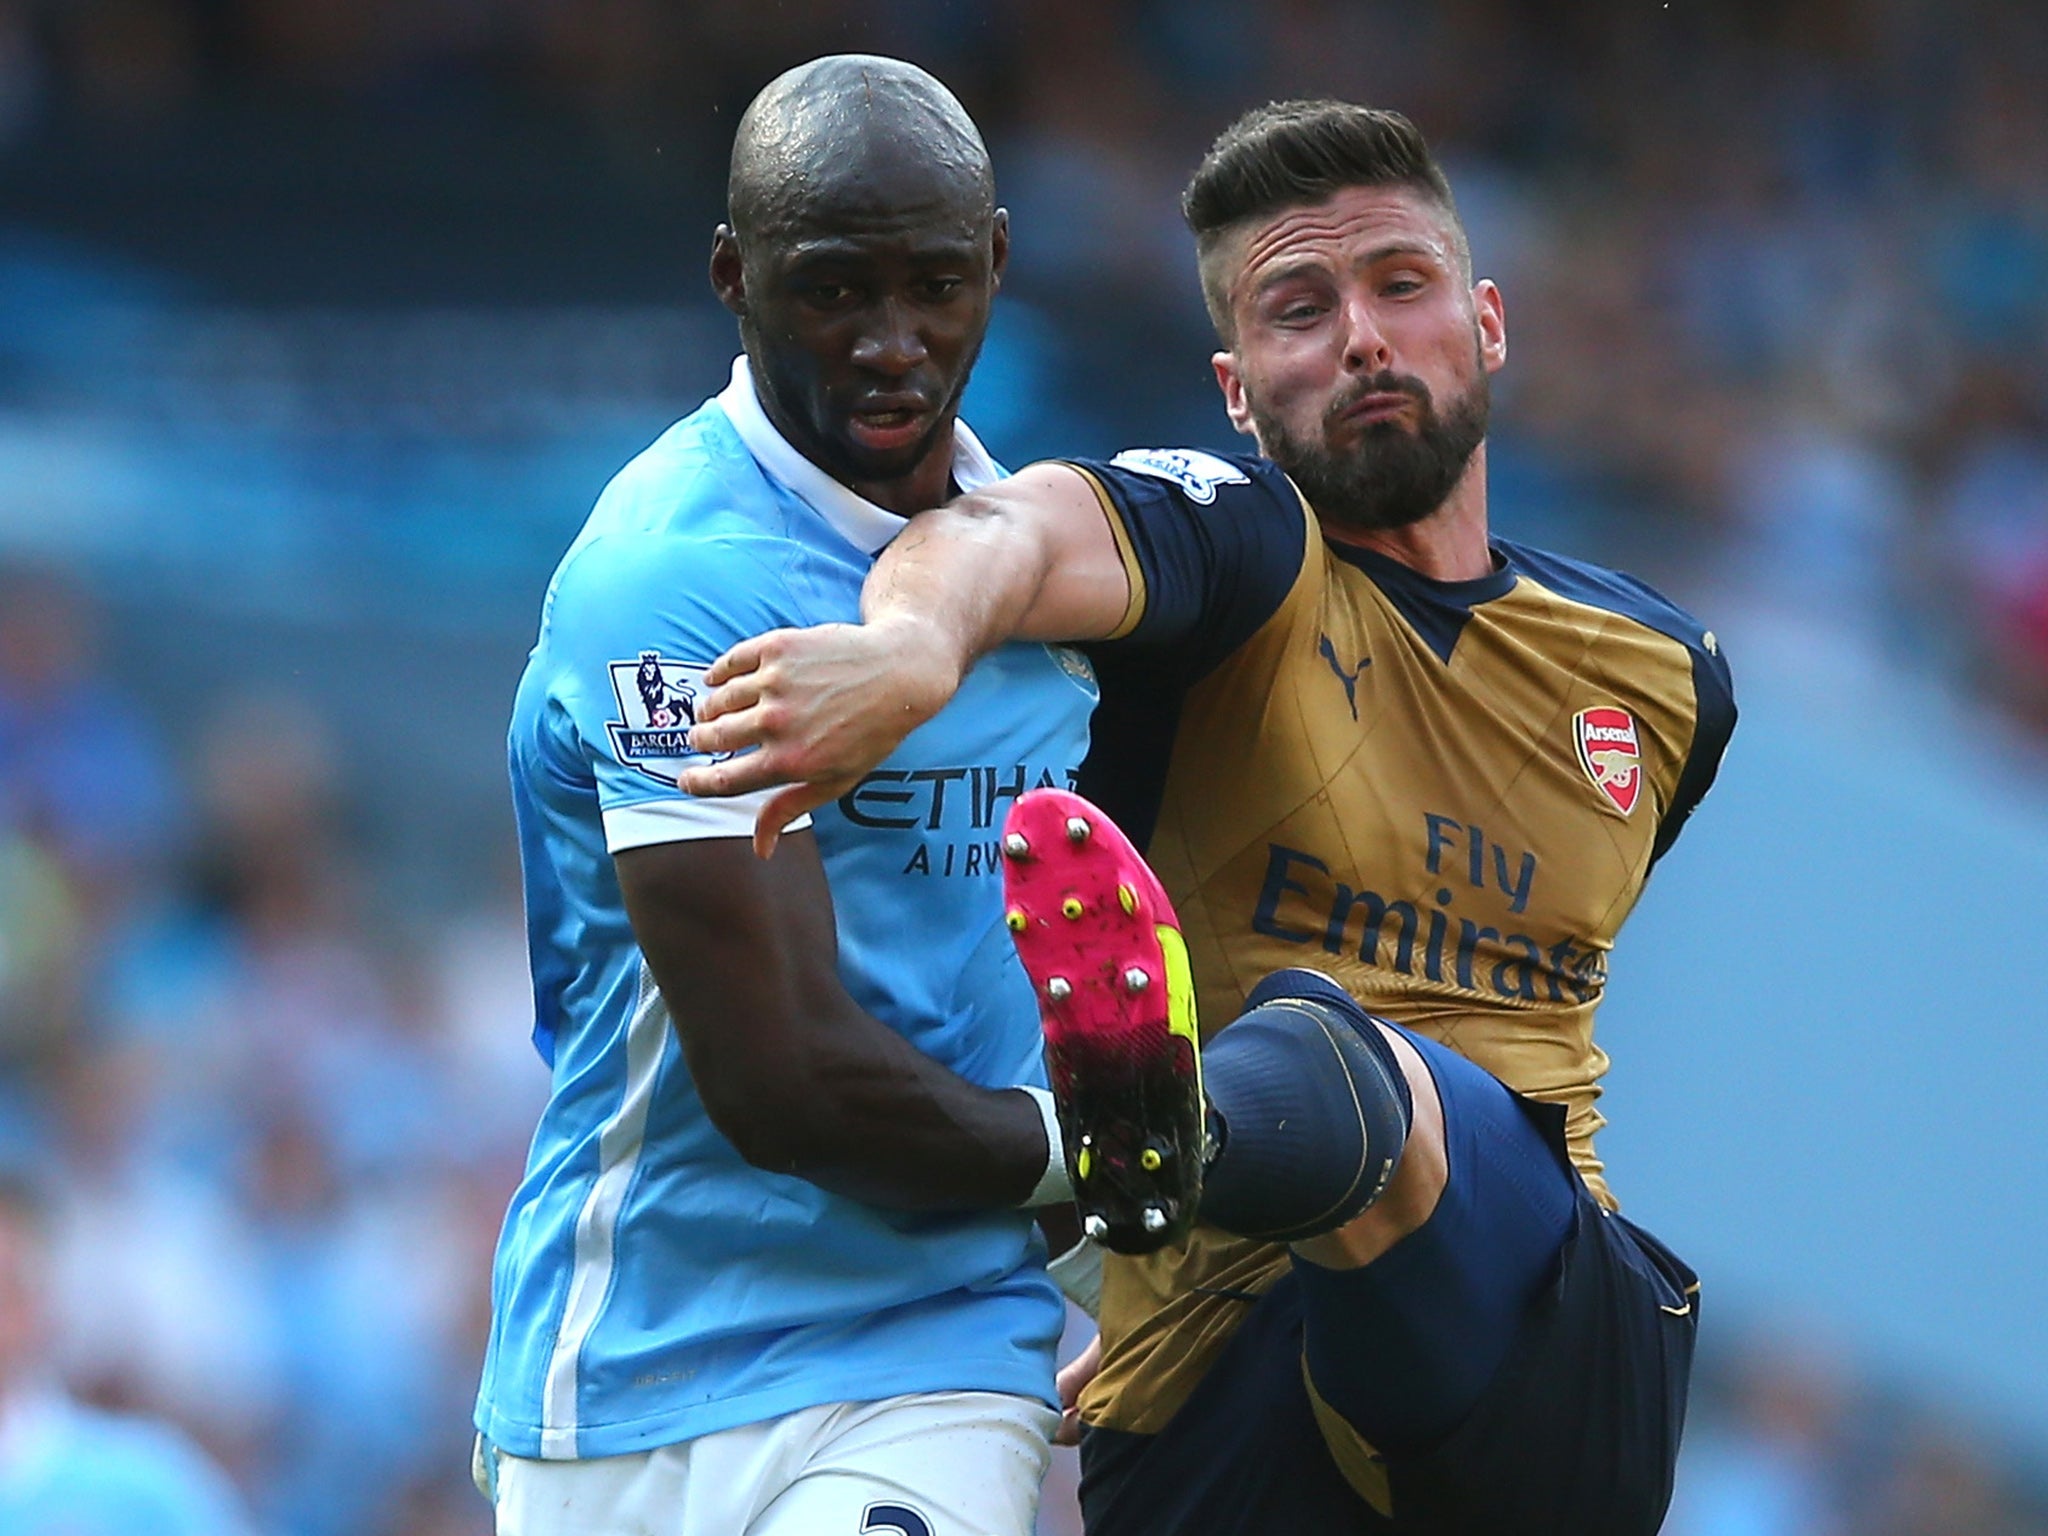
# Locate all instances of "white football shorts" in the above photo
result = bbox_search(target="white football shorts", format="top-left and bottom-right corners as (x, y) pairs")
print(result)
(478, 1390), (1058, 1536)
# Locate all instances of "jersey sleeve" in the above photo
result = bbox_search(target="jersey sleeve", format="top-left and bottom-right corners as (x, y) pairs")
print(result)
(1652, 630), (1736, 866)
(1057, 448), (1310, 686)
(541, 532), (814, 852)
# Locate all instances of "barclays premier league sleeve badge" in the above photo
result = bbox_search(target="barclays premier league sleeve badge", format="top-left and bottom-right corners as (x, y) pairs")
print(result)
(605, 651), (728, 785)
(1109, 447), (1251, 505)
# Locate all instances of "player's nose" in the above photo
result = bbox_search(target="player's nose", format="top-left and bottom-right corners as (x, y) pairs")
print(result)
(849, 299), (930, 376)
(1339, 291), (1393, 373)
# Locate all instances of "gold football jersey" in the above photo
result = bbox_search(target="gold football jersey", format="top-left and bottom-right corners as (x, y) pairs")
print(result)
(1064, 448), (1734, 1434)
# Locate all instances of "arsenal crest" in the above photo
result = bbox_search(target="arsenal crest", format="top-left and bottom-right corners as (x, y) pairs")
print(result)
(1574, 706), (1641, 816)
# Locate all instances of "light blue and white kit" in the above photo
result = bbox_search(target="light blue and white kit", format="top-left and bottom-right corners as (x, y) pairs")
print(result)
(476, 357), (1097, 1461)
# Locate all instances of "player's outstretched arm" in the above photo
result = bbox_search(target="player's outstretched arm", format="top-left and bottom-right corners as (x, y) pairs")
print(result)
(616, 831), (1054, 1211)
(681, 462), (1129, 854)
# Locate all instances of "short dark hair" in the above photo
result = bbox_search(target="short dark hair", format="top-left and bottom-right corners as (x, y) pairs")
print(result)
(1183, 101), (1466, 338)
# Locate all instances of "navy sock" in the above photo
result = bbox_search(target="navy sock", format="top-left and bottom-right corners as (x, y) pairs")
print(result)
(1197, 968), (1413, 1243)
(1295, 1026), (1578, 1455)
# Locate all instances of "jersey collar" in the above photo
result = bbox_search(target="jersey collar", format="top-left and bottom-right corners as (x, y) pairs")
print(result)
(716, 355), (1001, 555)
(1325, 537), (1519, 665)
(1324, 536), (1519, 608)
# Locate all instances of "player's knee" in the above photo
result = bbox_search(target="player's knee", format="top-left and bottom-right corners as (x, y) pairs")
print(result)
(1198, 973), (1413, 1243)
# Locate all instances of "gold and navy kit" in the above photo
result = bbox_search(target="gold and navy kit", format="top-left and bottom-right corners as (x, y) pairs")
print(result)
(1063, 447), (1735, 1441)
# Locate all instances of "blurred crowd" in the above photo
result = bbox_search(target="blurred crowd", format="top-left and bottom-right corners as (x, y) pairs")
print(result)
(1668, 1334), (2048, 1536)
(0, 0), (2045, 724)
(0, 568), (543, 1533)
(1, 0), (2047, 1533)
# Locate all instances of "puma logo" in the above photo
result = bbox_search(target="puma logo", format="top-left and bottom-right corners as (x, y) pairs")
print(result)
(1318, 634), (1370, 719)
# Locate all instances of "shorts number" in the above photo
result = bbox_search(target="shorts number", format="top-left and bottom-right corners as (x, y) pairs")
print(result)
(861, 1502), (935, 1536)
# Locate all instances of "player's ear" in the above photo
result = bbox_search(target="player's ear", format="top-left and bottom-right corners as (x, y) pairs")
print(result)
(1213, 352), (1256, 438)
(710, 225), (747, 318)
(1474, 278), (1506, 374)
(989, 208), (1010, 289)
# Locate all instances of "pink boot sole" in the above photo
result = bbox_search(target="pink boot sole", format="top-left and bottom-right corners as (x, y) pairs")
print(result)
(1001, 788), (1206, 1254)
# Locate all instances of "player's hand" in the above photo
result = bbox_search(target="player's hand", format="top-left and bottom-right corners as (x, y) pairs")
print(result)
(1055, 1335), (1102, 1446)
(681, 616), (963, 858)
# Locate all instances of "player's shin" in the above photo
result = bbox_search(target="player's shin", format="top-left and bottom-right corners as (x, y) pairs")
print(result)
(1194, 968), (1413, 1244)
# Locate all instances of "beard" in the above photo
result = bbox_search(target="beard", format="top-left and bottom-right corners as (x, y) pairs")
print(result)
(1250, 363), (1490, 534)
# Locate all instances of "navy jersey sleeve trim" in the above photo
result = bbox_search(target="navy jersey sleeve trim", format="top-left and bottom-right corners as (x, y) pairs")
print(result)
(1069, 466), (1150, 642)
(1496, 538), (1736, 865)
(1657, 641), (1736, 864)
(1058, 450), (1309, 688)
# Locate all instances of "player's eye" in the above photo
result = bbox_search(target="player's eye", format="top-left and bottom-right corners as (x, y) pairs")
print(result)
(802, 281), (859, 309)
(1382, 275), (1426, 297)
(918, 275), (966, 301)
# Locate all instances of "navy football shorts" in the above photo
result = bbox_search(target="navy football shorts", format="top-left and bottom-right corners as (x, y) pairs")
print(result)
(1078, 1096), (1699, 1536)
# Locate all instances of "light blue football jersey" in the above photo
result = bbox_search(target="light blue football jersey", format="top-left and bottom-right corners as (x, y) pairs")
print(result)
(475, 357), (1096, 1460)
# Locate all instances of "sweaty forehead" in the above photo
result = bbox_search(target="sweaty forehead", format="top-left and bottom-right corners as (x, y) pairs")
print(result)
(764, 149), (989, 246)
(1230, 186), (1458, 294)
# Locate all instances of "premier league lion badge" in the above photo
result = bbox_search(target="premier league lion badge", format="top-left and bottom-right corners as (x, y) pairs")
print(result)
(1109, 447), (1251, 505)
(1574, 705), (1642, 816)
(606, 651), (724, 785)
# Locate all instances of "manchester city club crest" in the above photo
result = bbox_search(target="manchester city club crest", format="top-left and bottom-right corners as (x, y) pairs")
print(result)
(1574, 705), (1642, 815)
(606, 651), (726, 785)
